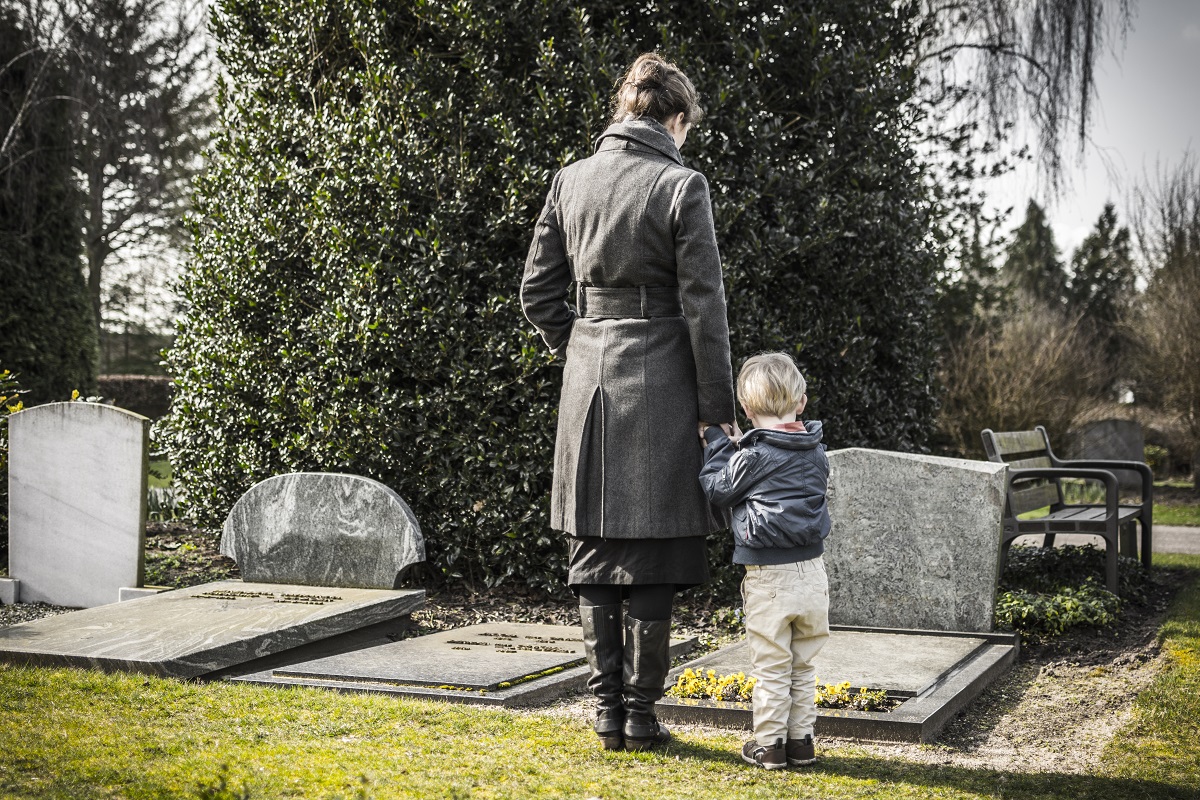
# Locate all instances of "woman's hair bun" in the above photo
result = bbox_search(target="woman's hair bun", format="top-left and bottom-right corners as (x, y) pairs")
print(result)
(610, 53), (703, 127)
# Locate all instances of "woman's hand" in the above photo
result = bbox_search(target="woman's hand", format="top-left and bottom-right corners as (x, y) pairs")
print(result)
(698, 422), (737, 443)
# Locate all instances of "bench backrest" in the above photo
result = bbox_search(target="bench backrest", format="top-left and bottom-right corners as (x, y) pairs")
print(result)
(981, 426), (1062, 516)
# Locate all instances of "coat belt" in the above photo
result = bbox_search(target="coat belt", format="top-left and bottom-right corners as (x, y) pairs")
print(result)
(577, 285), (683, 318)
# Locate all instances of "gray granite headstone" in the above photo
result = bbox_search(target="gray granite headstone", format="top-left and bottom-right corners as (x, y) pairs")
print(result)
(0, 580), (425, 678)
(826, 448), (1006, 632)
(8, 402), (149, 607)
(220, 473), (424, 588)
(1067, 419), (1145, 491)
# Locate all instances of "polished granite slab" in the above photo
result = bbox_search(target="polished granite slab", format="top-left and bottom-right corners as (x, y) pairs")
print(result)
(659, 625), (1019, 742)
(0, 579), (424, 678)
(226, 622), (696, 707)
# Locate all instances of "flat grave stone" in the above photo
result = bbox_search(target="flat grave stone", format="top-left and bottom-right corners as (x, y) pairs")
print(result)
(8, 402), (149, 607)
(227, 622), (697, 707)
(826, 448), (1007, 632)
(658, 626), (1019, 742)
(221, 473), (424, 588)
(0, 580), (424, 678)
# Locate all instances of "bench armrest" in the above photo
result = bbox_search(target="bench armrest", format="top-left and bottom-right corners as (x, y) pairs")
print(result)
(1009, 467), (1119, 519)
(1053, 459), (1153, 505)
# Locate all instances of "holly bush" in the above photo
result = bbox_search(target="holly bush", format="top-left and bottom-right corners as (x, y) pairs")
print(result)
(161, 0), (940, 594)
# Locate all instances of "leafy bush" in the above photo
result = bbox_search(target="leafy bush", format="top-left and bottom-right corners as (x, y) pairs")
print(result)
(161, 0), (940, 593)
(993, 544), (1145, 641)
(1002, 543), (1148, 603)
(995, 579), (1121, 640)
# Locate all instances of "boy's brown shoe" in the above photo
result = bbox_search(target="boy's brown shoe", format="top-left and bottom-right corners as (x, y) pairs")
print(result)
(786, 735), (817, 766)
(741, 738), (787, 770)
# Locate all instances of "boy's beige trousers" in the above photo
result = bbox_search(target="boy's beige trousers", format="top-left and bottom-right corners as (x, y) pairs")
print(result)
(741, 557), (830, 744)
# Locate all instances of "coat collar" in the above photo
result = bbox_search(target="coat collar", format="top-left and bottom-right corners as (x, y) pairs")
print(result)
(741, 420), (825, 451)
(594, 118), (684, 165)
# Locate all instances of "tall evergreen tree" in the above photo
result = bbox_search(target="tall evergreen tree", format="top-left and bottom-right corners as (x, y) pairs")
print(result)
(1004, 199), (1069, 305)
(1068, 202), (1135, 357)
(0, 8), (96, 404)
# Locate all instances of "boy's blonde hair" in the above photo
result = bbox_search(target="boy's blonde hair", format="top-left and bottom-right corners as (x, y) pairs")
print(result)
(737, 352), (807, 417)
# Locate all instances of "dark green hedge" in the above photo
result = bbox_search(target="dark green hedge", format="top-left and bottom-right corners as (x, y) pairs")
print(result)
(162, 0), (939, 594)
(0, 9), (96, 406)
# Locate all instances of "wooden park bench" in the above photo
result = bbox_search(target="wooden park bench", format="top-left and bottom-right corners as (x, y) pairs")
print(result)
(981, 425), (1153, 593)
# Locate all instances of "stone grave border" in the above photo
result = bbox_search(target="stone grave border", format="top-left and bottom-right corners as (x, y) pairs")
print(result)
(223, 627), (698, 708)
(656, 625), (1019, 743)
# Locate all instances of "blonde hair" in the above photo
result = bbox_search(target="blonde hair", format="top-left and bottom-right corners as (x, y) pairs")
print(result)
(610, 52), (704, 127)
(737, 353), (807, 418)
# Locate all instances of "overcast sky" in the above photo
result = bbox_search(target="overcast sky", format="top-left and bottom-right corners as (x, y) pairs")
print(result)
(984, 0), (1200, 257)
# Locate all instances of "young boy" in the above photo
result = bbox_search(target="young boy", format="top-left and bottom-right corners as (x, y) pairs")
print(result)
(699, 352), (831, 770)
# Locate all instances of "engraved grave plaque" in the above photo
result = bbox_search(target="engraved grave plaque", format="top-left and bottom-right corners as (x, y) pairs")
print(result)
(274, 622), (588, 690)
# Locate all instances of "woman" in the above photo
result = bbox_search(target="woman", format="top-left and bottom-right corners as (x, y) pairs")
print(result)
(521, 53), (736, 751)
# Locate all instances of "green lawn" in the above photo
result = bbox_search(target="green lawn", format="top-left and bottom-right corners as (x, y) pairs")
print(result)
(2, 559), (1198, 799)
(1156, 504), (1200, 527)
(148, 458), (173, 489)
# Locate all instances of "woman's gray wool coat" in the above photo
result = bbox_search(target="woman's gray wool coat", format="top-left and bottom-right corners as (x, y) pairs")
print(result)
(521, 118), (736, 540)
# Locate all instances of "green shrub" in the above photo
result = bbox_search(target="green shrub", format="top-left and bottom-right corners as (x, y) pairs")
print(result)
(161, 0), (940, 593)
(1002, 543), (1148, 602)
(993, 544), (1146, 641)
(995, 579), (1122, 640)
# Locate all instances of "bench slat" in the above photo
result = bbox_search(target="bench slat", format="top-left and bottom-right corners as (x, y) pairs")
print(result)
(990, 430), (1047, 456)
(1010, 483), (1059, 516)
(1006, 456), (1054, 471)
(1014, 505), (1143, 534)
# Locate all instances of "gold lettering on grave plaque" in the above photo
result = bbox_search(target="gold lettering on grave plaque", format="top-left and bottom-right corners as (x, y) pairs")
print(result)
(194, 590), (273, 600)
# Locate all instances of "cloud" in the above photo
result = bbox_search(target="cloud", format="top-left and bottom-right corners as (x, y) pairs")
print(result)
(1185, 23), (1200, 42)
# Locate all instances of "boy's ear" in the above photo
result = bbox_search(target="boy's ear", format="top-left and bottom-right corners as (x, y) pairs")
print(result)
(796, 394), (808, 414)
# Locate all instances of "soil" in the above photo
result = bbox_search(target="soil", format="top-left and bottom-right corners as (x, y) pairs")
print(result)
(0, 522), (1192, 775)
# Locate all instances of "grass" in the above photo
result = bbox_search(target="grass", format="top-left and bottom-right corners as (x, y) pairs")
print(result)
(1102, 552), (1200, 791)
(148, 458), (172, 489)
(1156, 505), (1200, 527)
(2, 561), (1200, 799)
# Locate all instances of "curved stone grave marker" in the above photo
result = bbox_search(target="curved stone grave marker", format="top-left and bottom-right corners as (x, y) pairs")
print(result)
(220, 473), (424, 588)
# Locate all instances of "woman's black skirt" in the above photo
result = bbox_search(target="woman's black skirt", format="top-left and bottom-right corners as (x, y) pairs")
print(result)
(567, 535), (710, 592)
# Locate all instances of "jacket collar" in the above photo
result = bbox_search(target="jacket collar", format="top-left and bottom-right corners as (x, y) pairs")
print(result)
(741, 420), (825, 451)
(594, 118), (684, 165)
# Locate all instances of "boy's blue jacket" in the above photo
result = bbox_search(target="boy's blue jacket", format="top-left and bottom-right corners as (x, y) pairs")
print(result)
(699, 421), (831, 565)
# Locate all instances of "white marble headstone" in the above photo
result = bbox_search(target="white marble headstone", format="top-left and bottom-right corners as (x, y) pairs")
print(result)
(8, 402), (149, 608)
(220, 473), (424, 589)
(825, 448), (1007, 632)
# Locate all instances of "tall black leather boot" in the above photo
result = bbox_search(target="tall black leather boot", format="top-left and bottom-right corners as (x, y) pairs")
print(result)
(580, 603), (625, 750)
(622, 614), (672, 750)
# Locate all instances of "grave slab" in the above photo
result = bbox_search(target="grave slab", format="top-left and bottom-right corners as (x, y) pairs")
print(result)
(657, 625), (1019, 742)
(0, 579), (424, 678)
(826, 448), (1006, 632)
(226, 622), (697, 707)
(8, 402), (149, 607)
(221, 473), (424, 589)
